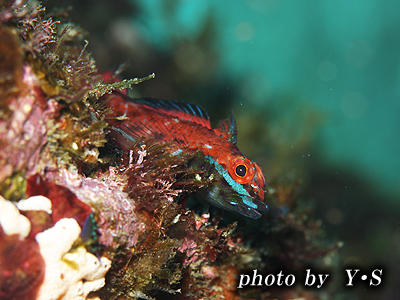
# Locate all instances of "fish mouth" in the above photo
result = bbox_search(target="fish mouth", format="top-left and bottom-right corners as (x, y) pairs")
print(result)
(199, 183), (268, 219)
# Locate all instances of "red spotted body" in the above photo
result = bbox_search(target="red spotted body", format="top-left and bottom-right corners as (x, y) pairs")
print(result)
(107, 94), (268, 219)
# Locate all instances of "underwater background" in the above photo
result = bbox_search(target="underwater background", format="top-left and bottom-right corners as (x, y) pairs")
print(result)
(37, 0), (400, 299)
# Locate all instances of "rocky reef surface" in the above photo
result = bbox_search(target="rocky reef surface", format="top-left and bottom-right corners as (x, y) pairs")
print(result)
(0, 1), (339, 299)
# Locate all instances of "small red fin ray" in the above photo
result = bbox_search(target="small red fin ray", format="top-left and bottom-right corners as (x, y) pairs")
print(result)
(214, 110), (237, 144)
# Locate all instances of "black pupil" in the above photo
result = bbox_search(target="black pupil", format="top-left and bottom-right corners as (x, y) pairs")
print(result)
(236, 164), (247, 177)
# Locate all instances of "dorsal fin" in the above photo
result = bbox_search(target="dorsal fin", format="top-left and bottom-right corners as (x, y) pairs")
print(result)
(214, 110), (237, 144)
(132, 97), (211, 129)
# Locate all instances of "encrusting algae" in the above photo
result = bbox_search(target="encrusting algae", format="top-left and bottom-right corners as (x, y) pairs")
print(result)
(0, 1), (340, 299)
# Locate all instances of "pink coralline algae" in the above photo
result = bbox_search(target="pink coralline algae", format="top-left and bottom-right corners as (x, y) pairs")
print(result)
(45, 168), (143, 249)
(0, 65), (54, 183)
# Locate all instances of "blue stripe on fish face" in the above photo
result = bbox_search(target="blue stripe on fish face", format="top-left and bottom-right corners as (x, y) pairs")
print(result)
(205, 155), (258, 209)
(240, 195), (258, 209)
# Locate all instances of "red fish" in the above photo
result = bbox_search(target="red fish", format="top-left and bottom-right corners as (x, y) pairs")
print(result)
(107, 95), (268, 219)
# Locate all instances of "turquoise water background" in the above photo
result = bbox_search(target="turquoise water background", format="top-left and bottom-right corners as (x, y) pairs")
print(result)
(133, 0), (400, 200)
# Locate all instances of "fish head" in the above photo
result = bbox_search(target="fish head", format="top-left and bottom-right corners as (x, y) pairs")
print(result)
(202, 154), (268, 219)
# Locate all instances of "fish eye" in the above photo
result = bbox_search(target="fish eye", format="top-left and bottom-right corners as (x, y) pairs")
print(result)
(235, 164), (247, 177)
(229, 156), (255, 184)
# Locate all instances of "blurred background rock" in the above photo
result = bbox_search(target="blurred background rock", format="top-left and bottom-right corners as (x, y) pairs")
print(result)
(44, 0), (400, 298)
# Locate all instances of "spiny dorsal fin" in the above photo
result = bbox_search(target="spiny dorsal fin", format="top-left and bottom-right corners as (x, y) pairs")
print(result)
(133, 97), (211, 129)
(214, 110), (237, 144)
